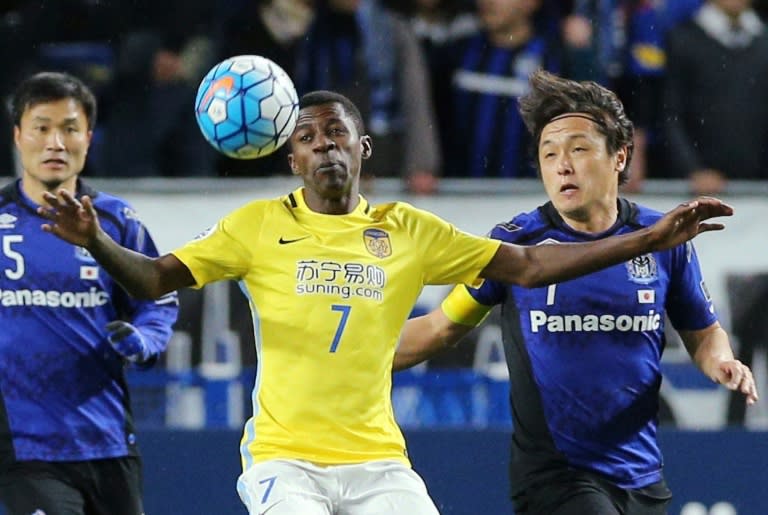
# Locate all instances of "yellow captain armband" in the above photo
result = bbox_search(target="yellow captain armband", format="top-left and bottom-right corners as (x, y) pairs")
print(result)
(441, 285), (493, 327)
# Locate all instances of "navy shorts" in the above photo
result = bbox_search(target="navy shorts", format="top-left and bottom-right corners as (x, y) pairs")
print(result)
(512, 469), (671, 515)
(0, 456), (143, 515)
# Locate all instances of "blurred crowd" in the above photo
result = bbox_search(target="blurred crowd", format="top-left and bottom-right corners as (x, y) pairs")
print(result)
(2, 0), (768, 195)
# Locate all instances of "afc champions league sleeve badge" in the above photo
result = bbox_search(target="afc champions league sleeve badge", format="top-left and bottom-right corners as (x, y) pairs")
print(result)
(363, 228), (392, 258)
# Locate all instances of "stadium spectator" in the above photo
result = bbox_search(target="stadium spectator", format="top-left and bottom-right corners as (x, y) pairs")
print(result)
(395, 70), (758, 514)
(0, 0), (123, 178)
(561, 0), (703, 192)
(294, 0), (441, 194)
(98, 31), (217, 178)
(36, 88), (729, 514)
(440, 0), (561, 179)
(0, 72), (179, 514)
(392, 0), (479, 182)
(214, 0), (315, 178)
(94, 0), (218, 177)
(664, 0), (768, 194)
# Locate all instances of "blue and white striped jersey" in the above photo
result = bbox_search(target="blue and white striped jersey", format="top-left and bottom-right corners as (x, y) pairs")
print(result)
(468, 199), (717, 490)
(0, 179), (178, 466)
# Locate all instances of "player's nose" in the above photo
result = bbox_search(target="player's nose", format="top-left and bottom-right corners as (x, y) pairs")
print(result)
(556, 155), (573, 175)
(314, 134), (336, 153)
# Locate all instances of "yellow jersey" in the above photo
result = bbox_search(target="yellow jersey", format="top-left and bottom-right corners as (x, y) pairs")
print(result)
(172, 188), (500, 470)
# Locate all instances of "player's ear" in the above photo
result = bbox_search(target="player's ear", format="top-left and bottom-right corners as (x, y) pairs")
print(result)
(615, 146), (628, 172)
(288, 154), (299, 175)
(361, 135), (372, 160)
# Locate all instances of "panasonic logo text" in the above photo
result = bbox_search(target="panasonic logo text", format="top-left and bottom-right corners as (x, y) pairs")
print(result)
(530, 310), (662, 333)
(0, 287), (109, 308)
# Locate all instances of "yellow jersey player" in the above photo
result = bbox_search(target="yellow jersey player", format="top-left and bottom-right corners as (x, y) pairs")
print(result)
(37, 90), (732, 515)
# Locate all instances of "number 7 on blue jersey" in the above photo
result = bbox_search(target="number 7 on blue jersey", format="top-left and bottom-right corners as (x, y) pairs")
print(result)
(329, 304), (351, 352)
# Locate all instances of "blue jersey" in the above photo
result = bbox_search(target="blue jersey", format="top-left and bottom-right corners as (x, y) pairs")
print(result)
(0, 179), (178, 465)
(468, 199), (716, 490)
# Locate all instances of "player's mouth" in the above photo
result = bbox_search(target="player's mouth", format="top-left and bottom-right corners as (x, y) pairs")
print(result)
(316, 162), (344, 174)
(41, 158), (68, 169)
(560, 183), (578, 193)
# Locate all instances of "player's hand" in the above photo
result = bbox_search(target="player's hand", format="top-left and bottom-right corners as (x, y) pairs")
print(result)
(649, 197), (733, 251)
(37, 189), (101, 248)
(106, 321), (149, 363)
(711, 359), (759, 405)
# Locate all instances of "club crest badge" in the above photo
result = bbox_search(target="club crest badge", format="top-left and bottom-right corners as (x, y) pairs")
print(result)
(75, 246), (95, 262)
(626, 254), (658, 285)
(363, 228), (391, 258)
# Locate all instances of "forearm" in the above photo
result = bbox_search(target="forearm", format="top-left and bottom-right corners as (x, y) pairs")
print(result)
(395, 310), (472, 371)
(484, 228), (657, 288)
(681, 326), (734, 381)
(89, 229), (175, 299)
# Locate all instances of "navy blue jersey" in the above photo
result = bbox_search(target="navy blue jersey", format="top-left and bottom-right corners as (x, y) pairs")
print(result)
(0, 179), (178, 465)
(468, 199), (716, 490)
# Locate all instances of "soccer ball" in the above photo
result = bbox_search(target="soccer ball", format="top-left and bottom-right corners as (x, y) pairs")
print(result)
(194, 55), (299, 159)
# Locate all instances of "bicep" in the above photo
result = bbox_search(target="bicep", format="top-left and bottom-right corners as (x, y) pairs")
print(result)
(480, 243), (529, 284)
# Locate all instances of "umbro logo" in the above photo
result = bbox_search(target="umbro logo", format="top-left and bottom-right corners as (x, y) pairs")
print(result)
(278, 236), (310, 245)
(0, 213), (17, 229)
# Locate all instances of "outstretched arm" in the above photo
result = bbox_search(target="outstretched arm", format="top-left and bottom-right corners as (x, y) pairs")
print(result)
(680, 323), (759, 406)
(39, 190), (195, 299)
(481, 197), (732, 287)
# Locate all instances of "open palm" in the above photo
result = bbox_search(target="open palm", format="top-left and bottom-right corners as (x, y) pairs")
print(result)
(651, 197), (733, 251)
(38, 190), (101, 248)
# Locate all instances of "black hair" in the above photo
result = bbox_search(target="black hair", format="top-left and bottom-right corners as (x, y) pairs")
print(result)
(299, 90), (366, 135)
(519, 70), (634, 184)
(11, 72), (97, 130)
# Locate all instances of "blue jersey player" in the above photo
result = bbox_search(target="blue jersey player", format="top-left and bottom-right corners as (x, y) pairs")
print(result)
(396, 70), (758, 515)
(0, 72), (179, 515)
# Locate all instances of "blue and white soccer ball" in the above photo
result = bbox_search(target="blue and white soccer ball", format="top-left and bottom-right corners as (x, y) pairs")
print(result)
(194, 55), (299, 159)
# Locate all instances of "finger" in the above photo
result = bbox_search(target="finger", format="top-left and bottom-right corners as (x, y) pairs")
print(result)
(81, 196), (97, 217)
(41, 191), (62, 208)
(111, 327), (134, 341)
(106, 320), (126, 331)
(697, 222), (726, 233)
(680, 199), (700, 209)
(696, 195), (732, 209)
(36, 206), (57, 220)
(696, 198), (734, 217)
(743, 379), (759, 405)
(739, 369), (754, 390)
(723, 365), (744, 389)
(107, 325), (134, 342)
(56, 189), (79, 205)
